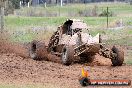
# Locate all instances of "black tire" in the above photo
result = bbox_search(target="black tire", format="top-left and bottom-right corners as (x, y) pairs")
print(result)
(29, 40), (39, 60)
(111, 46), (124, 66)
(61, 45), (74, 65)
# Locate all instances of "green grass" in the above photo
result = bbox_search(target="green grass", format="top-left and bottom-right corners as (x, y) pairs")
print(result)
(105, 36), (132, 46)
(4, 16), (132, 43)
(5, 16), (65, 28)
(127, 28), (132, 34)
(103, 29), (132, 46)
(5, 16), (132, 28)
(125, 58), (132, 65)
(4, 3), (132, 44)
(11, 32), (35, 43)
(125, 49), (132, 65)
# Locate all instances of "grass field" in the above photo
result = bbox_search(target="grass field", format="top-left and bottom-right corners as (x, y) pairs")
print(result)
(5, 16), (132, 43)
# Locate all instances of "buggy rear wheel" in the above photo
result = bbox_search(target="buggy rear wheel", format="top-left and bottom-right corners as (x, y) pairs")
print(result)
(111, 46), (124, 66)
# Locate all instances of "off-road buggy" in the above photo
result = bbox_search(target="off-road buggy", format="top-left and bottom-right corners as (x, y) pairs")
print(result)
(29, 19), (124, 66)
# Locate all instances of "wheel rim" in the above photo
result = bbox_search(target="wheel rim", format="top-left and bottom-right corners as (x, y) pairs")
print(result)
(62, 48), (68, 63)
(30, 52), (37, 59)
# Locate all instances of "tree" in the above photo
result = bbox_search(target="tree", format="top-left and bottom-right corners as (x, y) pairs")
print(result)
(9, 0), (21, 9)
(130, 0), (132, 5)
(0, 0), (5, 31)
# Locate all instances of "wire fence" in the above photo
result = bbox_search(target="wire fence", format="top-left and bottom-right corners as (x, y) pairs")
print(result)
(13, 2), (131, 17)
(12, 3), (132, 29)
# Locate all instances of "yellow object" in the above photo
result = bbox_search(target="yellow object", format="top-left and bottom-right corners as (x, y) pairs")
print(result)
(82, 68), (88, 77)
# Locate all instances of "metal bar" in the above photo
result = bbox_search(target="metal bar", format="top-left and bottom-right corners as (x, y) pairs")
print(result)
(107, 7), (109, 28)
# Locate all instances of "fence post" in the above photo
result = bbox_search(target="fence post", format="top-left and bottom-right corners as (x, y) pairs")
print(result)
(61, 0), (63, 7)
(20, 1), (22, 8)
(107, 7), (109, 29)
(44, 2), (47, 8)
(28, 2), (30, 8)
(0, 4), (4, 32)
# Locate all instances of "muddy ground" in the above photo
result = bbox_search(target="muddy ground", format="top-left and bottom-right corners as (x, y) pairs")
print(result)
(0, 41), (131, 88)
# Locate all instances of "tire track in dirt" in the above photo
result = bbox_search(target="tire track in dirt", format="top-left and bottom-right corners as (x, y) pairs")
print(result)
(0, 53), (131, 88)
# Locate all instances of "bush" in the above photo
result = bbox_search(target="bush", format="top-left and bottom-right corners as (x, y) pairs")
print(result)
(78, 9), (90, 17)
(99, 10), (112, 17)
(130, 0), (132, 5)
(10, 0), (21, 9)
(5, 1), (14, 15)
(78, 6), (98, 17)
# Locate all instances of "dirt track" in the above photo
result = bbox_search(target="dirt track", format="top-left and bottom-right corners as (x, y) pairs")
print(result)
(0, 41), (132, 88)
(0, 53), (131, 88)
